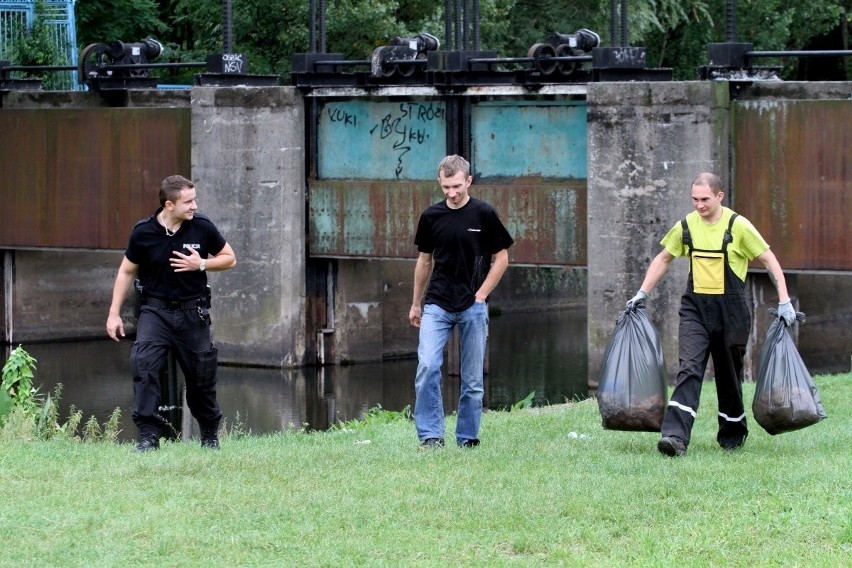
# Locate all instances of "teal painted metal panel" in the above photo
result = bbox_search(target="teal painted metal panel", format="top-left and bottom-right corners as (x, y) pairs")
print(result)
(317, 100), (447, 180)
(471, 101), (587, 178)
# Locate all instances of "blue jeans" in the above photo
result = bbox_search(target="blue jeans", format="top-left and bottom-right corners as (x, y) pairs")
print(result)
(414, 302), (488, 445)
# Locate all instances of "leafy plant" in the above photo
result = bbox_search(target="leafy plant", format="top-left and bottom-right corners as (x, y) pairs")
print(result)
(7, 0), (70, 89)
(1, 345), (39, 420)
(331, 404), (412, 431)
(511, 390), (536, 411)
(1, 346), (122, 443)
(219, 411), (250, 440)
(101, 408), (123, 444)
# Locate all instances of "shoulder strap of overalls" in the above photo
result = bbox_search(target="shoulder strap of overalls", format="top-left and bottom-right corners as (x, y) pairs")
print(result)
(722, 213), (739, 251)
(681, 218), (691, 252)
(682, 213), (739, 252)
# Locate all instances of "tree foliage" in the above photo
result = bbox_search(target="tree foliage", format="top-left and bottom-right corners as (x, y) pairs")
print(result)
(14, 0), (852, 84)
(75, 0), (167, 47)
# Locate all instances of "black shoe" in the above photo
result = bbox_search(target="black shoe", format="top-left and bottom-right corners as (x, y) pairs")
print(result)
(201, 430), (220, 450)
(657, 436), (687, 457)
(135, 436), (159, 452)
(720, 438), (746, 451)
(418, 437), (445, 450)
(459, 438), (480, 448)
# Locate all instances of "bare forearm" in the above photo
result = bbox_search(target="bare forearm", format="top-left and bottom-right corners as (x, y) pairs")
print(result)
(108, 273), (133, 316)
(639, 251), (674, 294)
(758, 250), (789, 303)
(108, 258), (138, 316)
(207, 243), (237, 271)
(411, 255), (432, 306)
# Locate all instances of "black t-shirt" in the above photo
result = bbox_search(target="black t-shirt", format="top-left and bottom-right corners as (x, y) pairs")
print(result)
(125, 208), (227, 300)
(415, 197), (514, 312)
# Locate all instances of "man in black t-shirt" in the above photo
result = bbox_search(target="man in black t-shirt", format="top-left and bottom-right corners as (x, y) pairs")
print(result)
(106, 175), (236, 452)
(409, 155), (514, 449)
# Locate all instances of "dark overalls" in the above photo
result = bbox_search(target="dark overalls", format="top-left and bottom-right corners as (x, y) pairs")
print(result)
(661, 214), (751, 449)
(131, 295), (221, 440)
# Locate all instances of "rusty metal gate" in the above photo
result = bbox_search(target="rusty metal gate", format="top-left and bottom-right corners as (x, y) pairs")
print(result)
(0, 108), (191, 249)
(732, 99), (851, 271)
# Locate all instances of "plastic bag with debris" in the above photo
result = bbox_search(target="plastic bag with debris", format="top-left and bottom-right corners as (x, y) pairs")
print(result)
(596, 305), (668, 432)
(753, 310), (827, 435)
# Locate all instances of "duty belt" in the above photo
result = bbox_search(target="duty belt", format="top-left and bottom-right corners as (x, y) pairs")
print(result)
(142, 297), (202, 311)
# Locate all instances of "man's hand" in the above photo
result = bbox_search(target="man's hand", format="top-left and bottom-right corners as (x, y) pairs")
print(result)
(106, 313), (125, 342)
(409, 305), (422, 328)
(778, 300), (796, 326)
(626, 290), (647, 310)
(171, 246), (203, 272)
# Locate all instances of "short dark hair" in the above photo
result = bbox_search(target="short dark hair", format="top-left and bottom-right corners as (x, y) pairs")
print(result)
(160, 175), (194, 206)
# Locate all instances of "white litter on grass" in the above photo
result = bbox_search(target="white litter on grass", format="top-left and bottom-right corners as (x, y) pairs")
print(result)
(567, 431), (589, 440)
(354, 439), (372, 445)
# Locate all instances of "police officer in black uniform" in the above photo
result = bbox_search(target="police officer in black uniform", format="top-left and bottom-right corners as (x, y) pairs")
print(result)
(107, 175), (236, 452)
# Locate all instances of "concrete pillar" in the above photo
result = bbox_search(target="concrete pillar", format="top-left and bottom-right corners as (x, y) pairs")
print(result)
(191, 87), (307, 367)
(586, 81), (731, 388)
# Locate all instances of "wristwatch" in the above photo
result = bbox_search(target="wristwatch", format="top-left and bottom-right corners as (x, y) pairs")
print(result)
(199, 260), (206, 272)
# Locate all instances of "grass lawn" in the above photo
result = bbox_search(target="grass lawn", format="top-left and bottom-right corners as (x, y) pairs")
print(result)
(0, 373), (849, 567)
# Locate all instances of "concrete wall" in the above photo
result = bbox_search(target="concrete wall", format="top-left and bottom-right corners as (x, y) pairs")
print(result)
(1, 250), (131, 344)
(586, 81), (731, 387)
(190, 87), (306, 367)
(795, 273), (852, 373)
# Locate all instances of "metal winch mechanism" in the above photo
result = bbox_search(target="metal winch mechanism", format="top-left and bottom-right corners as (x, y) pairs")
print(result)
(527, 29), (601, 77)
(370, 32), (440, 79)
(292, 22), (674, 89)
(78, 38), (164, 91)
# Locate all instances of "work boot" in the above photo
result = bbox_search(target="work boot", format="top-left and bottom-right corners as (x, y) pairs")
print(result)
(200, 429), (220, 450)
(720, 436), (747, 451)
(135, 435), (160, 453)
(657, 436), (687, 457)
(719, 431), (748, 451)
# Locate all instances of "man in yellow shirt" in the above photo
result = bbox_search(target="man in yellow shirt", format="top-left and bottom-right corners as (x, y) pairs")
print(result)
(626, 172), (796, 457)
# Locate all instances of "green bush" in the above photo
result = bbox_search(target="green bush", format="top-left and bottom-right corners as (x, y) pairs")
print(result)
(1, 345), (122, 443)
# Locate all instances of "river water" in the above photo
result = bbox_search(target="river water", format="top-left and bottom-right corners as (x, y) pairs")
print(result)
(9, 307), (588, 442)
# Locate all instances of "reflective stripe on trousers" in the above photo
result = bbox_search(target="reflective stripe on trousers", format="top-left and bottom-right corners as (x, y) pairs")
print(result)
(660, 260), (750, 447)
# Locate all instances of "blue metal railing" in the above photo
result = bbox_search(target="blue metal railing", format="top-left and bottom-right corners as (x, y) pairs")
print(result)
(0, 0), (79, 89)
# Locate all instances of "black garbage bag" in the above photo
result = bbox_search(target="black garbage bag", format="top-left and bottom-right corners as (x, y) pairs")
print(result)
(753, 310), (827, 435)
(596, 305), (668, 432)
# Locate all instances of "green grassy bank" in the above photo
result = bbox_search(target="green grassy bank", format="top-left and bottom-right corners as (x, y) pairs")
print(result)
(1, 374), (849, 567)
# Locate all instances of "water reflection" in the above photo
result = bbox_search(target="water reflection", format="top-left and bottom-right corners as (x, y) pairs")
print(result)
(9, 307), (588, 441)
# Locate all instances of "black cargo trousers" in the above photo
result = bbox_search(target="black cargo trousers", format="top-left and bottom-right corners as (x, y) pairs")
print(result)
(660, 265), (751, 449)
(130, 303), (222, 439)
